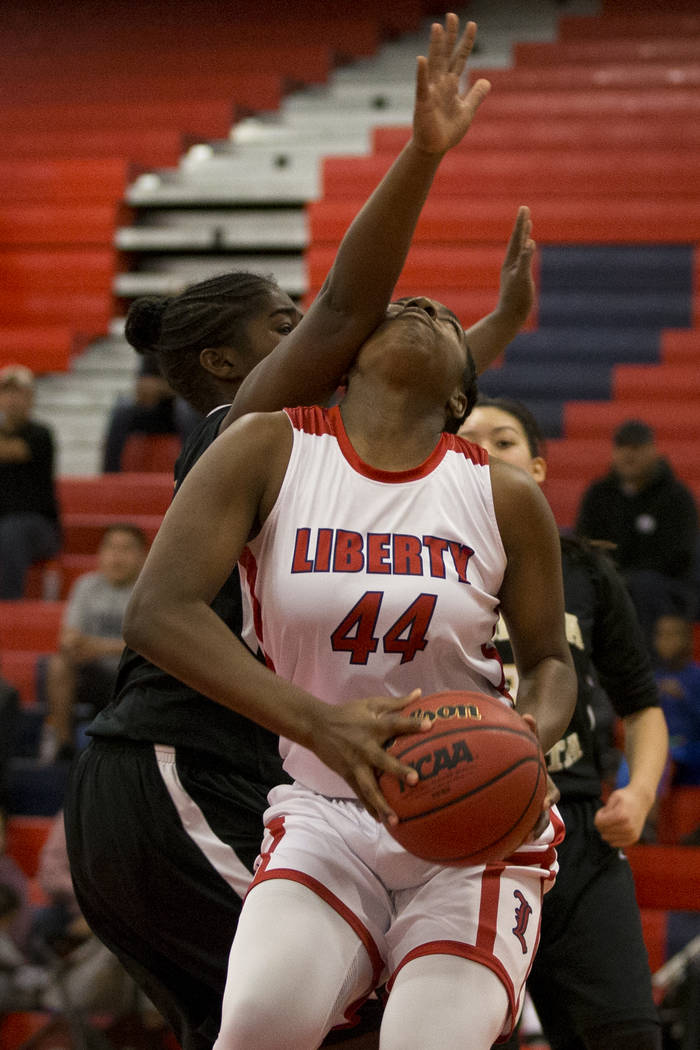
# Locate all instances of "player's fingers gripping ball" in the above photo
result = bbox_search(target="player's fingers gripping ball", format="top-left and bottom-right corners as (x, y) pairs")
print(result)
(379, 690), (547, 865)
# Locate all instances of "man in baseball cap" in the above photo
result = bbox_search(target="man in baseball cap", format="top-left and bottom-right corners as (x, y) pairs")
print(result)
(0, 364), (62, 598)
(576, 418), (699, 645)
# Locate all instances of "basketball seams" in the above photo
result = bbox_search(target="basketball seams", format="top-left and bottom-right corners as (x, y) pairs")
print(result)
(388, 722), (539, 763)
(389, 754), (544, 825)
(379, 689), (547, 865)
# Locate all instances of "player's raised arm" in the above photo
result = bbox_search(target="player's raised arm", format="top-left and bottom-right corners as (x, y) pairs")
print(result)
(467, 205), (537, 375)
(228, 14), (491, 423)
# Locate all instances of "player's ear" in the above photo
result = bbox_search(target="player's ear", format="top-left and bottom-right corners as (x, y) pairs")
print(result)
(200, 347), (238, 378)
(446, 387), (468, 426)
(530, 456), (547, 484)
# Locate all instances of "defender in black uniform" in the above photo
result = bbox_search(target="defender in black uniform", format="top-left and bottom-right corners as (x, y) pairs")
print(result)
(65, 19), (537, 1050)
(461, 398), (667, 1050)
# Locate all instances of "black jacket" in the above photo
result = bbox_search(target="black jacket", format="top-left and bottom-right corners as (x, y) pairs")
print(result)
(576, 458), (698, 582)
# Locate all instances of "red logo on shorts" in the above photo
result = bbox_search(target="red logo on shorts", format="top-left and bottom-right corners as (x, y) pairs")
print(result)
(512, 890), (532, 954)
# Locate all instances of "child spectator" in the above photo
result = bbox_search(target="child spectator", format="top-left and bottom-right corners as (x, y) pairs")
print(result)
(654, 615), (700, 786)
(38, 524), (148, 764)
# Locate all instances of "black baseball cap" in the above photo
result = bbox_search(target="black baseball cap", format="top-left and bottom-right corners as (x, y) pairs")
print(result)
(613, 419), (654, 447)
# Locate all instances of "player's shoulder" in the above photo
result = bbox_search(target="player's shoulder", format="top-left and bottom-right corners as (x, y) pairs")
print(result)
(204, 410), (293, 474)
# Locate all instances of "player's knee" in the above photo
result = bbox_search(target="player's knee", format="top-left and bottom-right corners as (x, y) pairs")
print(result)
(214, 994), (328, 1050)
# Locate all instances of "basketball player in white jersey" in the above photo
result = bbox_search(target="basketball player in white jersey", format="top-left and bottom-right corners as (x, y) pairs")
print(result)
(124, 279), (577, 1050)
(119, 15), (577, 1050)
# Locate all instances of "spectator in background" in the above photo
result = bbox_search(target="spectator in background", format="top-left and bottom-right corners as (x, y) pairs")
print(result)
(653, 615), (700, 787)
(0, 809), (32, 963)
(102, 351), (202, 473)
(31, 810), (165, 1031)
(0, 675), (20, 815)
(0, 365), (61, 600)
(38, 524), (148, 765)
(575, 419), (699, 646)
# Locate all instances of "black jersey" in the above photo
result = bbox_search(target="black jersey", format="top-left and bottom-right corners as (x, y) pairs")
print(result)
(88, 406), (286, 785)
(494, 536), (659, 799)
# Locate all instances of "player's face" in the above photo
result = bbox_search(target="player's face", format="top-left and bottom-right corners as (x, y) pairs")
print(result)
(653, 615), (692, 666)
(459, 406), (546, 485)
(356, 296), (467, 394)
(238, 289), (303, 372)
(98, 530), (147, 586)
(611, 442), (658, 488)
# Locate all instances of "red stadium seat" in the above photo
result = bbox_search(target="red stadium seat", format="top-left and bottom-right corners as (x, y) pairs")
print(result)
(1, 72), (284, 109)
(321, 149), (700, 200)
(613, 363), (700, 401)
(544, 438), (700, 482)
(0, 650), (43, 706)
(4, 815), (54, 877)
(0, 250), (114, 290)
(0, 127), (185, 166)
(310, 196), (700, 245)
(0, 204), (118, 246)
(514, 38), (700, 67)
(564, 401), (700, 440)
(627, 845), (700, 912)
(661, 329), (700, 362)
(473, 62), (700, 92)
(0, 327), (74, 372)
(373, 117), (700, 153)
(119, 435), (182, 474)
(57, 475), (172, 516)
(559, 14), (700, 40)
(0, 98), (237, 137)
(0, 159), (127, 202)
(61, 514), (161, 555)
(308, 244), (507, 292)
(657, 788), (700, 846)
(0, 293), (111, 329)
(0, 602), (64, 652)
(639, 910), (668, 975)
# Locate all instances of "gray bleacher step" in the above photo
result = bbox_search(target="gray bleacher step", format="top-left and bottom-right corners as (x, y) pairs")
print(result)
(115, 208), (308, 253)
(127, 162), (320, 206)
(114, 254), (307, 300)
(34, 376), (129, 408)
(230, 121), (371, 153)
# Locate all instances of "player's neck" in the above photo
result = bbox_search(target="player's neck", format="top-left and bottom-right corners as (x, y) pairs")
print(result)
(340, 396), (444, 472)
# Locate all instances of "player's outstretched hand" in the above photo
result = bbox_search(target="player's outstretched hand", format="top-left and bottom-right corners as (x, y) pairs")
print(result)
(412, 14), (491, 157)
(497, 205), (537, 329)
(309, 690), (430, 825)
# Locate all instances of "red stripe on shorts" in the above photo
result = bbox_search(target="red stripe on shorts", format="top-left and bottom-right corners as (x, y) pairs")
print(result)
(476, 863), (505, 955)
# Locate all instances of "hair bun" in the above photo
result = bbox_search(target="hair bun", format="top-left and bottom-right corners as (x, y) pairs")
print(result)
(124, 297), (169, 354)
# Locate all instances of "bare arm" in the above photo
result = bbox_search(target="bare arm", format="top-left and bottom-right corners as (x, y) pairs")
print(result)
(491, 459), (577, 752)
(595, 706), (669, 847)
(123, 413), (427, 824)
(227, 16), (491, 425)
(466, 205), (536, 375)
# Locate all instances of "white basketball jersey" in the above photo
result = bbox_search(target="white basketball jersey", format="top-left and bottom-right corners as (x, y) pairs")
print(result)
(240, 405), (509, 796)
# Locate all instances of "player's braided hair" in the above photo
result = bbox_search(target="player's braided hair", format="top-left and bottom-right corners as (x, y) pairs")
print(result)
(125, 271), (279, 413)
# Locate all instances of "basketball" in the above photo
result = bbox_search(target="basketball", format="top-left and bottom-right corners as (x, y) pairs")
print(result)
(379, 690), (547, 865)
